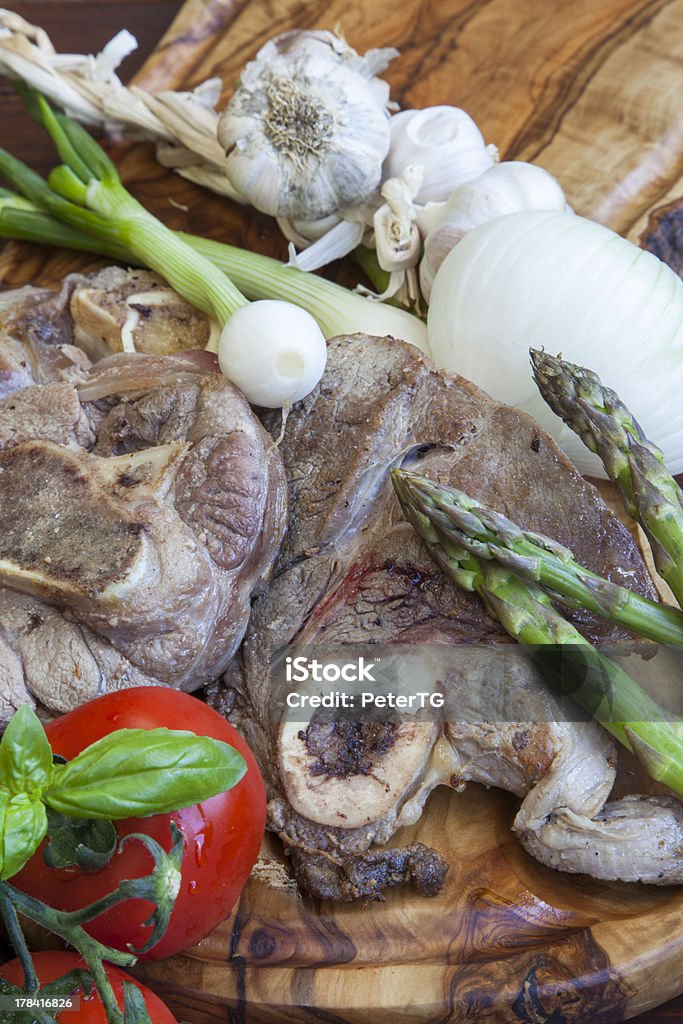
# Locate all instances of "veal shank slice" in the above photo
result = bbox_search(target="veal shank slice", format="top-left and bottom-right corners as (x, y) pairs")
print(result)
(210, 333), (661, 901)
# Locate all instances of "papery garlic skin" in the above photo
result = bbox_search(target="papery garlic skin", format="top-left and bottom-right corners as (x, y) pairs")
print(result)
(217, 31), (397, 221)
(373, 166), (424, 273)
(277, 213), (343, 249)
(257, 28), (398, 107)
(420, 161), (569, 301)
(286, 220), (366, 273)
(278, 212), (366, 272)
(384, 106), (498, 205)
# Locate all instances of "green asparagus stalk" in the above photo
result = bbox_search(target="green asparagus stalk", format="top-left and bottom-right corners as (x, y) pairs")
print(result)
(390, 470), (683, 646)
(390, 469), (683, 796)
(530, 349), (683, 607)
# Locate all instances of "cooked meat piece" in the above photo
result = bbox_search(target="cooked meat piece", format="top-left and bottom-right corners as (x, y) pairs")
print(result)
(0, 267), (216, 403)
(69, 267), (218, 359)
(287, 840), (448, 901)
(0, 352), (287, 720)
(442, 660), (682, 884)
(0, 280), (91, 397)
(0, 381), (96, 449)
(0, 589), (160, 720)
(210, 333), (670, 900)
(517, 793), (683, 884)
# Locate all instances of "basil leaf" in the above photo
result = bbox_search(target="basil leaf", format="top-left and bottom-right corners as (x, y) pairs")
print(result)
(43, 807), (117, 871)
(0, 705), (53, 796)
(0, 789), (48, 879)
(43, 728), (246, 819)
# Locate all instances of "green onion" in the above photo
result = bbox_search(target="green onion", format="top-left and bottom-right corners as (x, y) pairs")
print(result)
(0, 95), (330, 408)
(0, 94), (430, 404)
(0, 189), (428, 350)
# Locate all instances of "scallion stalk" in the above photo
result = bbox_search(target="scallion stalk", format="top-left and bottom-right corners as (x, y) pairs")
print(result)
(0, 95), (330, 408)
(0, 94), (430, 401)
(0, 181), (429, 353)
(182, 234), (430, 347)
(39, 98), (247, 325)
(0, 189), (134, 262)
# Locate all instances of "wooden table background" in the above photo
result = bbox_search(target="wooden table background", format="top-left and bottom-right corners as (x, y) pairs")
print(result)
(1, 2), (682, 1021)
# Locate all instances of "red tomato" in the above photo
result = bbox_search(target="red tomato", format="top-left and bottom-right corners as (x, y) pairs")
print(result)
(13, 688), (265, 960)
(0, 951), (176, 1023)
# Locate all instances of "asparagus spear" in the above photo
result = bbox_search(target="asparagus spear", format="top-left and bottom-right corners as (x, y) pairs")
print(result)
(390, 470), (683, 646)
(530, 349), (683, 607)
(390, 469), (683, 797)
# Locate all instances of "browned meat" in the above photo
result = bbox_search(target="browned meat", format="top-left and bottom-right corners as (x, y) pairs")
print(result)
(0, 280), (91, 397)
(210, 333), (662, 900)
(0, 352), (287, 720)
(69, 267), (218, 359)
(0, 268), (216, 402)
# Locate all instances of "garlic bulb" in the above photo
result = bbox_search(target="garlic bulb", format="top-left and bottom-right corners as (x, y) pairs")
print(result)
(384, 106), (498, 205)
(420, 161), (569, 300)
(256, 29), (398, 109)
(217, 30), (398, 221)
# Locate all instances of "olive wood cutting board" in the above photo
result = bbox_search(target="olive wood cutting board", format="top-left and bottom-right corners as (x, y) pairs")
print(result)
(2, 1), (683, 1021)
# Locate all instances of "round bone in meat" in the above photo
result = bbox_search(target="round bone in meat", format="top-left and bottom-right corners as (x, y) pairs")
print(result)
(0, 352), (287, 717)
(279, 712), (439, 829)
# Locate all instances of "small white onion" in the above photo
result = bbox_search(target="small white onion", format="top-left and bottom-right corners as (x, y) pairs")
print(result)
(218, 300), (327, 408)
(427, 210), (683, 476)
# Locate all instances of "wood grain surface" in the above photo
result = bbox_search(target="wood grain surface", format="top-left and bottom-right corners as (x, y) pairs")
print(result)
(2, 1), (683, 1022)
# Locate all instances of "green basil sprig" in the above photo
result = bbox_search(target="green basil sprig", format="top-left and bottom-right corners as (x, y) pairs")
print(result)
(0, 790), (47, 881)
(44, 728), (245, 819)
(0, 705), (53, 796)
(0, 705), (246, 880)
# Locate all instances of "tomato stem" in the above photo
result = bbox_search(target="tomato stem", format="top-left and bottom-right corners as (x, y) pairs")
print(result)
(0, 885), (38, 993)
(0, 826), (182, 1024)
(0, 880), (135, 1024)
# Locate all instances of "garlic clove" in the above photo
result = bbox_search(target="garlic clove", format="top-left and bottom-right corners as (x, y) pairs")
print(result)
(216, 111), (287, 217)
(217, 33), (396, 221)
(286, 218), (365, 272)
(420, 161), (568, 301)
(277, 212), (343, 248)
(373, 166), (424, 273)
(384, 106), (499, 205)
(415, 200), (447, 238)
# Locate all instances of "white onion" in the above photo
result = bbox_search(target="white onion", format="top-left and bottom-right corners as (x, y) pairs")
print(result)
(420, 161), (569, 300)
(427, 210), (683, 476)
(218, 300), (327, 408)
